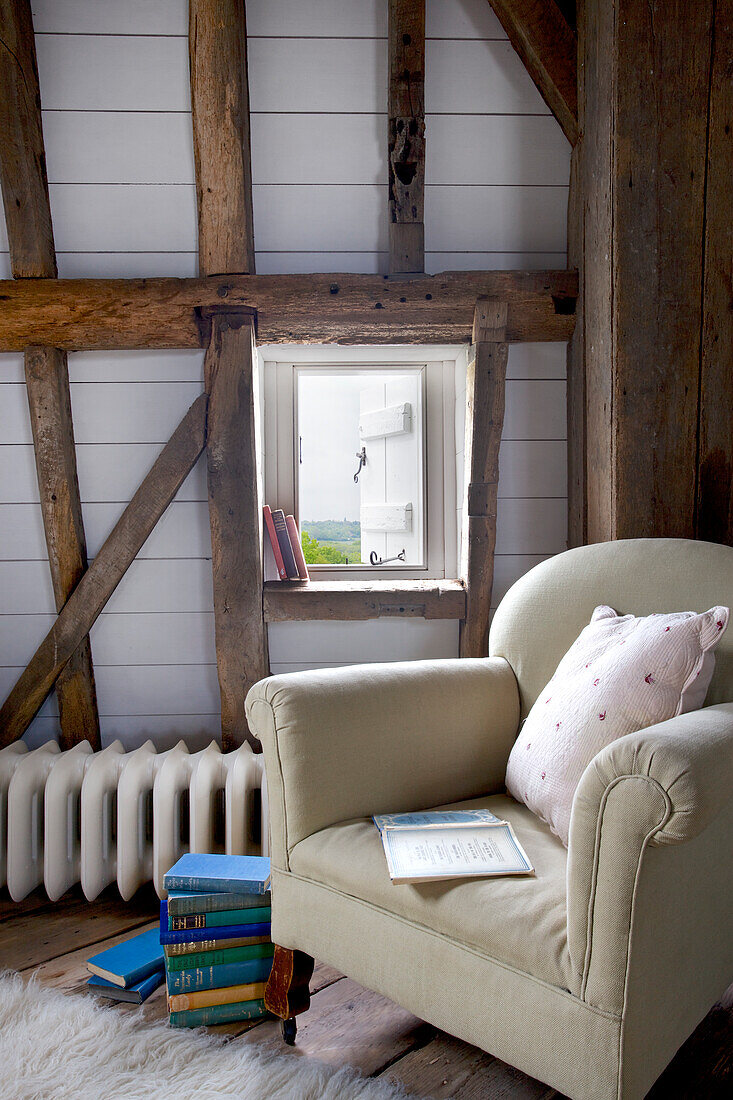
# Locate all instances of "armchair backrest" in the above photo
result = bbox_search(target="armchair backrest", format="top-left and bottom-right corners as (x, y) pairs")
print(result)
(489, 538), (733, 720)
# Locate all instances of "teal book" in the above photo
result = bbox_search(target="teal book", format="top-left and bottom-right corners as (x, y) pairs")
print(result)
(169, 997), (267, 1028)
(167, 889), (271, 917)
(164, 854), (271, 895)
(168, 905), (271, 931)
(166, 956), (273, 994)
(87, 970), (164, 1004)
(165, 941), (274, 973)
(87, 928), (164, 988)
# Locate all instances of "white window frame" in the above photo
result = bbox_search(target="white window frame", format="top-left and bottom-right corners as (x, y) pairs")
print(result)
(260, 345), (460, 581)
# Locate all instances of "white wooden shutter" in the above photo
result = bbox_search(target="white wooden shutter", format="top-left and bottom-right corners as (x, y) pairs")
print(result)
(358, 374), (422, 566)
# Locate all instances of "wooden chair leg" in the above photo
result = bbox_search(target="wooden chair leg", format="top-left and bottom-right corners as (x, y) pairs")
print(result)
(264, 945), (315, 1041)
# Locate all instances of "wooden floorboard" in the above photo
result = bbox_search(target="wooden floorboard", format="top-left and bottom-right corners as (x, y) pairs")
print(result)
(1, 895), (732, 1097)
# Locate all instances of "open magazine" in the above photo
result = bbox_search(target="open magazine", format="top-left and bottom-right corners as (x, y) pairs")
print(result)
(373, 809), (534, 885)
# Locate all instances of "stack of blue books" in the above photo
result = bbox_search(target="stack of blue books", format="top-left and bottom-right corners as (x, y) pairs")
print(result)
(86, 927), (165, 1003)
(161, 853), (273, 1027)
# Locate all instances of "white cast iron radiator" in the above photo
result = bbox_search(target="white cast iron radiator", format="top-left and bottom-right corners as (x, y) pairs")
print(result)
(0, 739), (268, 902)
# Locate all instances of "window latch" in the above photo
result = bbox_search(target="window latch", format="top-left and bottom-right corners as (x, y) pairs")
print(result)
(369, 549), (406, 566)
(353, 446), (367, 483)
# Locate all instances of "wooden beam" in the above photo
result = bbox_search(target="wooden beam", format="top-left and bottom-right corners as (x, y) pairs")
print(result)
(189, 0), (255, 275)
(388, 0), (425, 274)
(580, 0), (714, 541)
(0, 0), (100, 746)
(0, 271), (577, 350)
(25, 347), (100, 749)
(696, 2), (733, 545)
(263, 580), (466, 623)
(0, 0), (55, 277)
(488, 0), (578, 145)
(0, 396), (208, 746)
(459, 300), (508, 659)
(203, 313), (268, 749)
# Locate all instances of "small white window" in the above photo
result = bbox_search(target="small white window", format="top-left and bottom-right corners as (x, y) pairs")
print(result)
(261, 346), (460, 581)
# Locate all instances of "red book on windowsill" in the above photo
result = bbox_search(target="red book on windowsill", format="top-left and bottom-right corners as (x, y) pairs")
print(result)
(286, 515), (310, 581)
(263, 505), (287, 580)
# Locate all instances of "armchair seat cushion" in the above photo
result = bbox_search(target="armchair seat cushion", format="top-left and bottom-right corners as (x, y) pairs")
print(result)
(289, 793), (576, 993)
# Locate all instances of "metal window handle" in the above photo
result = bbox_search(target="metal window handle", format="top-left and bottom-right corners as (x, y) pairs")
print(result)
(353, 446), (367, 483)
(369, 549), (406, 566)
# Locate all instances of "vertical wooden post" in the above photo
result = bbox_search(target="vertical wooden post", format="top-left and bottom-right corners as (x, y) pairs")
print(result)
(459, 299), (509, 659)
(577, 0), (717, 542)
(204, 312), (269, 749)
(189, 0), (255, 276)
(565, 0), (585, 548)
(190, 1), (268, 747)
(25, 348), (100, 749)
(696, 3), (733, 545)
(388, 0), (426, 275)
(0, 0), (99, 747)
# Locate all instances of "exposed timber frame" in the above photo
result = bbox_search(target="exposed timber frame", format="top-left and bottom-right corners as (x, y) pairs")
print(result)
(190, 0), (267, 749)
(388, 0), (426, 274)
(459, 300), (509, 658)
(487, 0), (578, 145)
(0, 398), (208, 748)
(0, 0), (100, 748)
(0, 271), (577, 351)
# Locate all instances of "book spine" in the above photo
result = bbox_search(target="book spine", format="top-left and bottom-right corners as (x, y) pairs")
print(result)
(168, 979), (267, 1013)
(167, 890), (271, 917)
(166, 956), (273, 994)
(165, 942), (274, 972)
(160, 921), (271, 946)
(263, 505), (288, 580)
(271, 508), (299, 579)
(164, 934), (270, 957)
(285, 515), (309, 580)
(169, 905), (270, 931)
(163, 874), (269, 894)
(169, 999), (267, 1028)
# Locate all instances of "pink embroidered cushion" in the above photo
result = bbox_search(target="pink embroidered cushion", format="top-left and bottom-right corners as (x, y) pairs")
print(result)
(505, 604), (730, 846)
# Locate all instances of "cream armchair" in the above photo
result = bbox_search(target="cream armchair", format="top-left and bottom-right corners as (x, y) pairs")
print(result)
(246, 539), (733, 1100)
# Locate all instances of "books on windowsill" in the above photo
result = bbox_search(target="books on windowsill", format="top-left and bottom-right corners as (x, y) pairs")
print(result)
(161, 853), (273, 1028)
(373, 809), (535, 885)
(263, 505), (309, 582)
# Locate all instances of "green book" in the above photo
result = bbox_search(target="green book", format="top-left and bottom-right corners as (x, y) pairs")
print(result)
(165, 941), (274, 972)
(169, 997), (268, 1028)
(167, 889), (271, 917)
(169, 904), (271, 931)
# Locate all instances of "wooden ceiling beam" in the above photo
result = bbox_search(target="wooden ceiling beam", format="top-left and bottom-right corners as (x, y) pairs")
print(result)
(0, 270), (577, 350)
(488, 0), (578, 145)
(388, 0), (426, 274)
(0, 0), (100, 748)
(189, 0), (255, 275)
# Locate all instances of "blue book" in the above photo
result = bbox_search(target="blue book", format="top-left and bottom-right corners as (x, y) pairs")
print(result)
(87, 970), (164, 1004)
(167, 888), (272, 917)
(166, 955), (273, 994)
(164, 854), (271, 895)
(159, 920), (271, 946)
(87, 928), (164, 988)
(169, 998), (267, 1028)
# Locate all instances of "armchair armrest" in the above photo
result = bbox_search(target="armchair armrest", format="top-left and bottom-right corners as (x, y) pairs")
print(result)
(245, 658), (519, 870)
(567, 703), (733, 1010)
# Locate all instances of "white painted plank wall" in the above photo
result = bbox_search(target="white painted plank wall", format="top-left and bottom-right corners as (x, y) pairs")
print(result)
(0, 0), (570, 749)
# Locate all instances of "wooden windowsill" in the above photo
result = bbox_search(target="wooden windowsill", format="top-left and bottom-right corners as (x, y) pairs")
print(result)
(263, 579), (466, 622)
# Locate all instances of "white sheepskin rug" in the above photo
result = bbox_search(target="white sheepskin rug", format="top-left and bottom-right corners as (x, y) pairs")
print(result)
(0, 972), (419, 1100)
